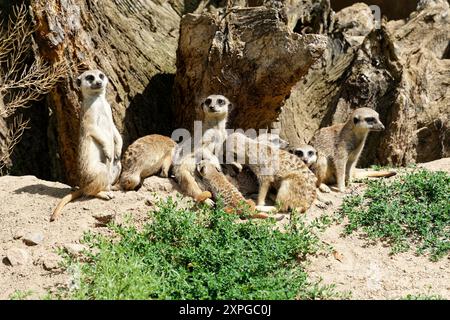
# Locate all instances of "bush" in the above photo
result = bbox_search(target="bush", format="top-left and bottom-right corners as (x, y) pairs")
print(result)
(70, 198), (335, 300)
(340, 170), (450, 260)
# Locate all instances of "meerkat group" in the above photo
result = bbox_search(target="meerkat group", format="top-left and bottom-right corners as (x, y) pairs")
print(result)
(51, 69), (396, 221)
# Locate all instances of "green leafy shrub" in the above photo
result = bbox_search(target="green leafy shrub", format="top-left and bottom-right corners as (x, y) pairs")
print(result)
(70, 198), (334, 300)
(341, 170), (450, 260)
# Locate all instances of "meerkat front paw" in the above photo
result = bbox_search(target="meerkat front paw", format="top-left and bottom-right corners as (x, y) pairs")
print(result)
(96, 191), (115, 200)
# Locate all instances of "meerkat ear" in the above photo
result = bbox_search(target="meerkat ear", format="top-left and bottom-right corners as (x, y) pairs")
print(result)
(76, 76), (82, 87)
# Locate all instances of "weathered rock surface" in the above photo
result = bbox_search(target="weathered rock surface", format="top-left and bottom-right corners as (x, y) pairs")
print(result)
(5, 248), (30, 267)
(3, 0), (448, 183)
(172, 5), (327, 132)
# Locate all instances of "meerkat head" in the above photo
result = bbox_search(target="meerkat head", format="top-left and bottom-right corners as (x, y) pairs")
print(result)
(197, 160), (218, 177)
(257, 132), (289, 149)
(201, 94), (231, 120)
(289, 145), (317, 167)
(352, 108), (385, 132)
(76, 69), (108, 97)
(120, 174), (140, 191)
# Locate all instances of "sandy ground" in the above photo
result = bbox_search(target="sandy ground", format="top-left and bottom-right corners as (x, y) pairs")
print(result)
(0, 159), (449, 300)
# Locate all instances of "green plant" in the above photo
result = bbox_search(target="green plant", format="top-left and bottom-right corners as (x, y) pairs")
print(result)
(69, 198), (335, 300)
(402, 294), (445, 300)
(340, 170), (450, 261)
(9, 290), (33, 300)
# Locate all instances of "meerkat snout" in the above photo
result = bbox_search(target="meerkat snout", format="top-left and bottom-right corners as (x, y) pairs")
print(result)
(352, 108), (385, 132)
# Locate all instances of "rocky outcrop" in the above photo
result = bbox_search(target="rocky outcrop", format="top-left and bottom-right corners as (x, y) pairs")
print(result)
(3, 0), (448, 183)
(172, 5), (327, 132)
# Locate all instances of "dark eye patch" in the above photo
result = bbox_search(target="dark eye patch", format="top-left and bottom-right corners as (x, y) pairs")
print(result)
(217, 99), (224, 105)
(365, 117), (376, 123)
(308, 151), (315, 157)
(99, 73), (105, 80)
(85, 75), (95, 82)
(204, 98), (212, 106)
(295, 150), (304, 157)
(354, 117), (360, 124)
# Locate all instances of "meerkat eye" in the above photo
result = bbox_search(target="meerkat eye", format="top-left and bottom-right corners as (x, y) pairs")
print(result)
(308, 151), (315, 157)
(365, 117), (376, 123)
(204, 98), (212, 106)
(296, 150), (304, 157)
(217, 99), (225, 105)
(85, 75), (95, 82)
(99, 73), (105, 80)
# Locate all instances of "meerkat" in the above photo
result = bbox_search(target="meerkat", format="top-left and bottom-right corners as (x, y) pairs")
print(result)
(51, 69), (123, 222)
(117, 134), (176, 190)
(224, 132), (317, 213)
(310, 107), (395, 193)
(172, 94), (231, 205)
(288, 144), (331, 193)
(290, 143), (396, 192)
(196, 161), (276, 219)
(222, 132), (289, 194)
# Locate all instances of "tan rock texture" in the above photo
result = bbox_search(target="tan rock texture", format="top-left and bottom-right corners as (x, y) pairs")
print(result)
(3, 0), (447, 182)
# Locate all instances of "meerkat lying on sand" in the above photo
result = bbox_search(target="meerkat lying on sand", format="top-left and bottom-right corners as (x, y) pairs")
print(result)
(117, 134), (176, 190)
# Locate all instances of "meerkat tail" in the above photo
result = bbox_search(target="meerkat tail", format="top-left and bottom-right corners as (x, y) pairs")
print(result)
(50, 189), (84, 222)
(353, 170), (397, 179)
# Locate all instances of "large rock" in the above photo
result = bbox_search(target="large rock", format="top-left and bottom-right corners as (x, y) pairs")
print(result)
(277, 0), (449, 166)
(172, 5), (327, 132)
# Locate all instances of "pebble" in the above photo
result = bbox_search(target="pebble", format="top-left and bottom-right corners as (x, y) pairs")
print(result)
(63, 243), (87, 257)
(93, 213), (115, 224)
(42, 253), (62, 271)
(22, 232), (44, 246)
(5, 248), (30, 266)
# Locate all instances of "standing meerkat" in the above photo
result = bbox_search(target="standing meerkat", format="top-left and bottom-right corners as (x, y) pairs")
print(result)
(196, 161), (275, 219)
(290, 143), (396, 192)
(51, 70), (123, 221)
(118, 134), (176, 190)
(310, 107), (393, 192)
(225, 132), (317, 213)
(172, 94), (231, 205)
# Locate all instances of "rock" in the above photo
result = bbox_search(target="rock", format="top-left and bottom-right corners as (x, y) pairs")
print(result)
(41, 252), (62, 271)
(142, 176), (178, 193)
(63, 243), (87, 257)
(22, 232), (44, 246)
(13, 231), (24, 240)
(92, 213), (115, 227)
(172, 6), (327, 132)
(5, 248), (30, 266)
